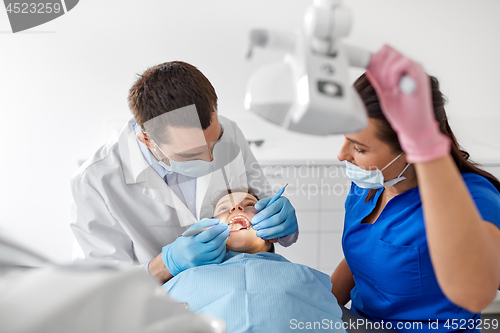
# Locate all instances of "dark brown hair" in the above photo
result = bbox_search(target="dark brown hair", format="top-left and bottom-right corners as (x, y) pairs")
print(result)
(128, 61), (218, 143)
(354, 73), (500, 202)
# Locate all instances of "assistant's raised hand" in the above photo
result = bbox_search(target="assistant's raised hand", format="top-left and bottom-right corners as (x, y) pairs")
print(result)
(366, 45), (451, 163)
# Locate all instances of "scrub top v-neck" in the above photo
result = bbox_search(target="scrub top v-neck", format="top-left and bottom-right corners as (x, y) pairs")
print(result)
(342, 173), (500, 333)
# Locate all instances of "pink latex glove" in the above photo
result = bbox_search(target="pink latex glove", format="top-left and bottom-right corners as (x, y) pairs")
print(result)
(366, 45), (451, 163)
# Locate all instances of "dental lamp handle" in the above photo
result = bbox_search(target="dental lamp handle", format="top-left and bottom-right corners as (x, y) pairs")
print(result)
(398, 76), (417, 95)
(345, 44), (417, 94)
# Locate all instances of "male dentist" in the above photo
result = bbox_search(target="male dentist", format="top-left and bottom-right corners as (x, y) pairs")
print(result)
(70, 61), (298, 283)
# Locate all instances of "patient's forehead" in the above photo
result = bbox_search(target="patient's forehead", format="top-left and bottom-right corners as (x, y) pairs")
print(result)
(215, 192), (257, 208)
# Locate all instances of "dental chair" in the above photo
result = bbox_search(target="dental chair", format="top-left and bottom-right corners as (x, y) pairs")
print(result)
(0, 233), (225, 333)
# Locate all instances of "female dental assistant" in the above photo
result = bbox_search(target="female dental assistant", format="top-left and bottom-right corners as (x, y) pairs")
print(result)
(331, 45), (500, 333)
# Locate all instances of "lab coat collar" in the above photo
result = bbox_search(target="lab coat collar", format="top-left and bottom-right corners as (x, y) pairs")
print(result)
(119, 117), (155, 185)
(116, 119), (183, 214)
(117, 117), (209, 225)
(132, 121), (167, 179)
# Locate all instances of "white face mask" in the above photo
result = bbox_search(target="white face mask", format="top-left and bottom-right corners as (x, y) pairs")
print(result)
(345, 152), (410, 189)
(152, 140), (214, 178)
(158, 159), (214, 178)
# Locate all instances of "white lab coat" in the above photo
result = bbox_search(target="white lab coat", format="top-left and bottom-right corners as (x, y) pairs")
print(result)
(70, 116), (292, 265)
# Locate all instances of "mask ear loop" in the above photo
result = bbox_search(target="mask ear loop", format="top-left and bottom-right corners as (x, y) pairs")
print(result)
(381, 152), (405, 171)
(148, 135), (173, 166)
(398, 163), (411, 177)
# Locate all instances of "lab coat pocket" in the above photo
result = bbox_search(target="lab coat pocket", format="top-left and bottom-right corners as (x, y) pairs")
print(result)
(373, 239), (423, 297)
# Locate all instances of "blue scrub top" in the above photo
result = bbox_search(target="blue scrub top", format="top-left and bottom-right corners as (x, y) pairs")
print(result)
(343, 173), (500, 333)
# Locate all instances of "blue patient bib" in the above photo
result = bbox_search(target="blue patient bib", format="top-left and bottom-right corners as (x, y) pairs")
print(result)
(164, 252), (345, 333)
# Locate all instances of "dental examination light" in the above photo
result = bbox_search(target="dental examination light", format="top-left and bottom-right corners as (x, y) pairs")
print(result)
(245, 0), (415, 136)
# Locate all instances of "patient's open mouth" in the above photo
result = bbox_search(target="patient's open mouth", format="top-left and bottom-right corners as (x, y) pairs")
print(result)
(227, 215), (251, 232)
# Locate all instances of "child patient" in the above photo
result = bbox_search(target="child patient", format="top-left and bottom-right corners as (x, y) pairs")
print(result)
(213, 190), (276, 254)
(164, 189), (346, 333)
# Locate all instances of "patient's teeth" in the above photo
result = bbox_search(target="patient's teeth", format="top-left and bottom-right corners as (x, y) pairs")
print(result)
(227, 215), (252, 231)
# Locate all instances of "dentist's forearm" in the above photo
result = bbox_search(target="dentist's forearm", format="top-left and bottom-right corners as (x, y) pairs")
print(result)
(148, 253), (174, 284)
(415, 155), (500, 312)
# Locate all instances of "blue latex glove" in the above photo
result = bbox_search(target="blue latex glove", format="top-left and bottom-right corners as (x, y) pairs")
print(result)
(162, 218), (230, 276)
(251, 196), (298, 239)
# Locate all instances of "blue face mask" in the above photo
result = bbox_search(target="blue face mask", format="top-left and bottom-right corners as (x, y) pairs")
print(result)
(345, 153), (410, 189)
(152, 140), (214, 178)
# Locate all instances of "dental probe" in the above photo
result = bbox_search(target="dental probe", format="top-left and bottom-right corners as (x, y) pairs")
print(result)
(263, 183), (289, 209)
(178, 226), (215, 237)
(179, 215), (253, 237)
